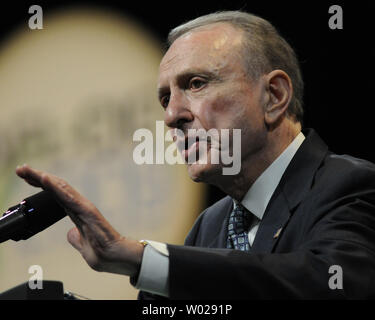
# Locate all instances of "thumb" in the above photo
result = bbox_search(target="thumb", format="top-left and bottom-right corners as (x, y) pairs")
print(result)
(67, 227), (83, 252)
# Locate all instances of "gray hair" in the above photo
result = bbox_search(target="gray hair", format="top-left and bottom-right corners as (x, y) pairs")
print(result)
(168, 11), (304, 123)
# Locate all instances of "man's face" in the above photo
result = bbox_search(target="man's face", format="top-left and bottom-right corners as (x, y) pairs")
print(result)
(158, 23), (267, 182)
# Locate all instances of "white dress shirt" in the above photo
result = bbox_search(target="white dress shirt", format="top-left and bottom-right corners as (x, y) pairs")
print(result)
(133, 132), (306, 297)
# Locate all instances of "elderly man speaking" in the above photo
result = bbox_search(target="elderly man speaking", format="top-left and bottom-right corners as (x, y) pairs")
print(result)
(16, 11), (375, 299)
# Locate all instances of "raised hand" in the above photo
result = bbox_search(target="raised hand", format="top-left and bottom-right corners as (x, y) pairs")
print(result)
(15, 164), (144, 277)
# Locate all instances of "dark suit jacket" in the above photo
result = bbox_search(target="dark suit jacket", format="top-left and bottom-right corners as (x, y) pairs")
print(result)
(139, 129), (375, 299)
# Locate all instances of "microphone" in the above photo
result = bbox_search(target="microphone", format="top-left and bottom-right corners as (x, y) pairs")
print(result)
(0, 191), (67, 243)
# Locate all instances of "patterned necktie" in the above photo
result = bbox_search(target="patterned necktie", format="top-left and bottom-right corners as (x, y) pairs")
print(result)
(226, 202), (253, 251)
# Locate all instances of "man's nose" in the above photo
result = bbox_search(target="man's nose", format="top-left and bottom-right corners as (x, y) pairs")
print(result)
(164, 92), (193, 129)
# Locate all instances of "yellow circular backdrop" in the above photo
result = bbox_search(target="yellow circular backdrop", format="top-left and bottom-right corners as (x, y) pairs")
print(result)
(0, 7), (204, 299)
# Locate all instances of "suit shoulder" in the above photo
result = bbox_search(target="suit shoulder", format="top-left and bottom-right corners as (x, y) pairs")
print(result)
(327, 153), (375, 171)
(313, 152), (375, 196)
(321, 153), (375, 180)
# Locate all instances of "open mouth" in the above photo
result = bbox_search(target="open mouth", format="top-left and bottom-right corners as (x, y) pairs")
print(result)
(184, 135), (198, 150)
(180, 135), (212, 163)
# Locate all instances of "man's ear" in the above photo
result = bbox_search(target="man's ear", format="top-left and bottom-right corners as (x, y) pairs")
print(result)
(264, 70), (293, 128)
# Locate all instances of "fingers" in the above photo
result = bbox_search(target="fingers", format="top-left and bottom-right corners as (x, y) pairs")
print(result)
(16, 164), (44, 188)
(16, 164), (84, 214)
(16, 164), (122, 249)
(16, 164), (113, 229)
(17, 166), (85, 252)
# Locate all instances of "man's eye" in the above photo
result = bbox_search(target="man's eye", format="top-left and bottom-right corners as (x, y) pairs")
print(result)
(160, 95), (170, 108)
(190, 78), (206, 90)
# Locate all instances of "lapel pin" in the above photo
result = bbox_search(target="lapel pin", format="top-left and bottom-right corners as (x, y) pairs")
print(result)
(273, 227), (283, 239)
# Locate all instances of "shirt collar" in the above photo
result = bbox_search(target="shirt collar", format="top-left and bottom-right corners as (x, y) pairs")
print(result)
(236, 132), (305, 220)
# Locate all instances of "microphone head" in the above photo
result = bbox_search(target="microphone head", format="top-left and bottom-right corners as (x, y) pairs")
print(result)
(22, 191), (67, 240)
(1, 191), (67, 243)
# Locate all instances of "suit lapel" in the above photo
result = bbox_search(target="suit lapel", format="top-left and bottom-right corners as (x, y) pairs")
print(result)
(206, 197), (233, 248)
(250, 129), (329, 254)
(250, 189), (291, 253)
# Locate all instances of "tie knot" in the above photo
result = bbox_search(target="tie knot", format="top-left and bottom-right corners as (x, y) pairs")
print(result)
(230, 203), (253, 235)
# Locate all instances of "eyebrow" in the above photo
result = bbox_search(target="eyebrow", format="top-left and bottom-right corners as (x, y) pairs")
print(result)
(157, 69), (221, 100)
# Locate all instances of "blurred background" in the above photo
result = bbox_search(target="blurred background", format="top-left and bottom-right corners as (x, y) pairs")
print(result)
(0, 0), (373, 299)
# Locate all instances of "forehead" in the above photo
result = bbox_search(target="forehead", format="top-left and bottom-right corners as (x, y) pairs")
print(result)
(158, 23), (244, 83)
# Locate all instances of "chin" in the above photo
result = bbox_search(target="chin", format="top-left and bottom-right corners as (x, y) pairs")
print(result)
(187, 162), (222, 183)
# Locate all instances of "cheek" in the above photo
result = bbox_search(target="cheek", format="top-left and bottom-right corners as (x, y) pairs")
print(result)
(196, 93), (246, 130)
